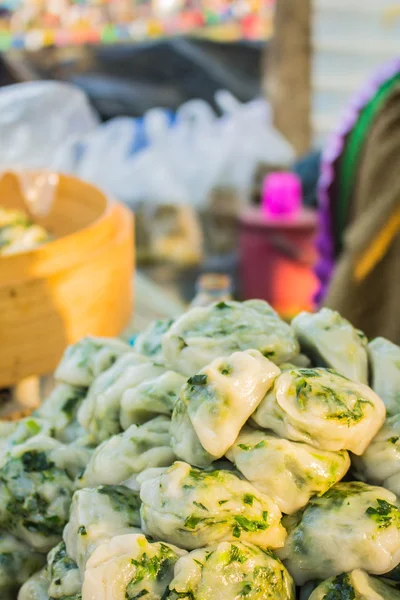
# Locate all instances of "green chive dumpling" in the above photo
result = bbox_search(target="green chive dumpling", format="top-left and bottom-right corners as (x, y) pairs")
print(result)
(226, 427), (350, 514)
(170, 399), (215, 468)
(134, 318), (174, 362)
(278, 482), (400, 584)
(252, 368), (385, 454)
(47, 541), (81, 599)
(368, 337), (400, 416)
(79, 356), (166, 442)
(77, 352), (150, 436)
(352, 414), (400, 497)
(18, 568), (51, 600)
(64, 485), (142, 573)
(78, 416), (175, 488)
(120, 370), (186, 428)
(181, 350), (280, 458)
(0, 437), (75, 552)
(0, 531), (45, 598)
(139, 461), (286, 550)
(0, 416), (55, 468)
(165, 541), (295, 600)
(161, 300), (299, 376)
(82, 533), (186, 600)
(55, 336), (131, 387)
(34, 383), (87, 443)
(292, 309), (368, 383)
(309, 570), (400, 600)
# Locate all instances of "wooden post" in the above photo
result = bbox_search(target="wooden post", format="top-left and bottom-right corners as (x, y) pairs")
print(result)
(266, 0), (312, 156)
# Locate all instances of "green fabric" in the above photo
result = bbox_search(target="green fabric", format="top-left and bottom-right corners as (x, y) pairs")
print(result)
(335, 72), (400, 253)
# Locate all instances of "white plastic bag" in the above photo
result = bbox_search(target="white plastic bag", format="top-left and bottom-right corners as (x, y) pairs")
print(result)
(213, 91), (295, 196)
(0, 81), (99, 169)
(59, 91), (294, 208)
(0, 81), (294, 210)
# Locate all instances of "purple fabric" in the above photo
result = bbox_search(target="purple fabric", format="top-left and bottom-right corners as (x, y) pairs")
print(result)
(314, 57), (400, 305)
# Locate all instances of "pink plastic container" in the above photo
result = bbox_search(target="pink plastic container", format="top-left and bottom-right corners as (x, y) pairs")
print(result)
(239, 173), (318, 319)
(261, 172), (302, 218)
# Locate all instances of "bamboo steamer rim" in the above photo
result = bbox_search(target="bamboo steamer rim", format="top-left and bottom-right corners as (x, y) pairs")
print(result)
(0, 172), (125, 284)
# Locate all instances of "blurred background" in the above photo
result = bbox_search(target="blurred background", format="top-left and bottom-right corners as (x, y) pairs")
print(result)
(0, 0), (399, 384)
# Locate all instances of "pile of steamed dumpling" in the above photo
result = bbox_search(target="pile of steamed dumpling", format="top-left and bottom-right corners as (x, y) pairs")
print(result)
(2, 300), (400, 600)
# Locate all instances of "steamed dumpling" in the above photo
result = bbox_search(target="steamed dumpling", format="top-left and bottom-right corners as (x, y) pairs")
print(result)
(37, 434), (94, 480)
(47, 542), (81, 599)
(34, 383), (87, 443)
(0, 531), (45, 597)
(226, 427), (350, 514)
(162, 300), (299, 376)
(120, 370), (185, 428)
(140, 461), (286, 550)
(368, 337), (400, 416)
(79, 355), (165, 442)
(309, 570), (400, 600)
(0, 436), (75, 551)
(64, 485), (141, 572)
(82, 533), (186, 600)
(252, 368), (385, 454)
(278, 482), (400, 584)
(292, 309), (368, 383)
(181, 350), (280, 457)
(18, 568), (51, 600)
(78, 416), (175, 487)
(55, 336), (131, 387)
(78, 352), (150, 435)
(353, 414), (400, 497)
(166, 541), (294, 600)
(170, 399), (215, 468)
(0, 417), (54, 468)
(134, 318), (174, 362)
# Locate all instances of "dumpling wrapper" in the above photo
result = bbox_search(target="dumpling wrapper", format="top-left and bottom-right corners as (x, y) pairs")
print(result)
(82, 533), (186, 600)
(353, 413), (400, 497)
(120, 370), (185, 428)
(183, 350), (280, 458)
(47, 541), (81, 599)
(162, 299), (299, 376)
(368, 337), (400, 416)
(140, 461), (286, 551)
(0, 531), (45, 597)
(55, 336), (131, 387)
(252, 368), (385, 454)
(134, 318), (174, 362)
(64, 485), (142, 573)
(226, 427), (350, 514)
(278, 482), (400, 584)
(0, 416), (55, 468)
(78, 352), (150, 434)
(166, 541), (295, 600)
(18, 568), (51, 600)
(78, 416), (175, 487)
(34, 383), (87, 443)
(292, 308), (368, 383)
(79, 356), (166, 442)
(309, 570), (400, 600)
(0, 436), (75, 552)
(170, 399), (215, 468)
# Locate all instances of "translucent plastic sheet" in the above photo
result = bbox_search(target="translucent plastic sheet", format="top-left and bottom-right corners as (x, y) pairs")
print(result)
(0, 81), (99, 170)
(0, 169), (59, 218)
(0, 81), (99, 217)
(54, 92), (295, 209)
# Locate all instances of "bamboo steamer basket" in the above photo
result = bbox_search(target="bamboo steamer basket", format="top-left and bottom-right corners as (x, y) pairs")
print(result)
(0, 171), (134, 387)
